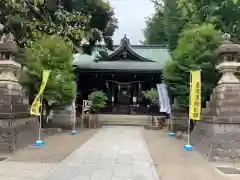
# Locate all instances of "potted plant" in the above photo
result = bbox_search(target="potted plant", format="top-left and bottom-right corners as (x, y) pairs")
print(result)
(88, 90), (106, 128)
(142, 88), (160, 127)
(142, 88), (158, 108)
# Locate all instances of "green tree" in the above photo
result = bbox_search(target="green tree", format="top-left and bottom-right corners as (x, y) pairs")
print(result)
(144, 0), (240, 48)
(20, 35), (76, 124)
(143, 0), (186, 50)
(142, 88), (158, 105)
(143, 2), (168, 45)
(163, 0), (186, 51)
(144, 0), (240, 109)
(0, 0), (118, 52)
(178, 0), (240, 42)
(88, 90), (106, 114)
(163, 24), (221, 108)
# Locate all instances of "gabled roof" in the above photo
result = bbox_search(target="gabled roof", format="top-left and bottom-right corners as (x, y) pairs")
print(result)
(104, 35), (155, 62)
(73, 35), (170, 72)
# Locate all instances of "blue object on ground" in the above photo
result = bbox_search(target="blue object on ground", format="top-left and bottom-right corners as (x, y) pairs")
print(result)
(169, 132), (175, 137)
(71, 131), (77, 135)
(184, 144), (193, 151)
(32, 140), (45, 146)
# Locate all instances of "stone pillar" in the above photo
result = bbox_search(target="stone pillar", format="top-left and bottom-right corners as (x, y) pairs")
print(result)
(0, 33), (29, 125)
(191, 34), (240, 162)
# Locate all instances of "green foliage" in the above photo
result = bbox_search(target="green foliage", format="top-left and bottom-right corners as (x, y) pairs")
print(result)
(163, 0), (186, 51)
(0, 0), (118, 52)
(20, 35), (76, 108)
(178, 0), (240, 43)
(88, 90), (106, 113)
(233, 0), (239, 4)
(143, 0), (240, 109)
(144, 0), (240, 47)
(142, 88), (158, 105)
(143, 3), (168, 45)
(163, 24), (221, 108)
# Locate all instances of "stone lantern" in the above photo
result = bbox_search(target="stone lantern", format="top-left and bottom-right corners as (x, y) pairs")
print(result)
(213, 34), (240, 122)
(0, 30), (29, 122)
(190, 33), (240, 162)
(215, 33), (240, 62)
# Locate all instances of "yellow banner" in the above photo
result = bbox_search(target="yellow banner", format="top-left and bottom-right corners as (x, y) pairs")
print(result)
(189, 70), (201, 120)
(30, 70), (51, 116)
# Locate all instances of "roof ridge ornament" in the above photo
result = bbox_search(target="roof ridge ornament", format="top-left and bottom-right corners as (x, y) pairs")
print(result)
(121, 34), (130, 44)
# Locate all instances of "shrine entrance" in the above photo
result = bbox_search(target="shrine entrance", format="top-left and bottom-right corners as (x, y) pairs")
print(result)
(74, 35), (170, 115)
(106, 80), (142, 114)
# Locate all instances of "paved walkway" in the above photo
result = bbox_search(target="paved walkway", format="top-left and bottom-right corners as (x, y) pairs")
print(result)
(43, 126), (159, 180)
(1, 126), (239, 180)
(0, 162), (56, 180)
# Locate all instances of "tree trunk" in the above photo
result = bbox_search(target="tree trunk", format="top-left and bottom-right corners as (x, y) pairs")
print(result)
(41, 99), (51, 128)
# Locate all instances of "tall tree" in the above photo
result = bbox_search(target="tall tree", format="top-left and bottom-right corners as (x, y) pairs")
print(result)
(144, 0), (240, 109)
(163, 0), (185, 51)
(143, 0), (240, 48)
(143, 2), (168, 45)
(163, 24), (221, 108)
(20, 35), (76, 124)
(0, 0), (118, 52)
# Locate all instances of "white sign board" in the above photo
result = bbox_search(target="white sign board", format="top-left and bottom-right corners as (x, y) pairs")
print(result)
(83, 100), (92, 112)
(81, 100), (92, 127)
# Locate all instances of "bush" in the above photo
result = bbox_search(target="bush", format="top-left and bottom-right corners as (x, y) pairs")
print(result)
(163, 24), (221, 108)
(20, 35), (76, 123)
(88, 90), (106, 114)
(142, 88), (158, 105)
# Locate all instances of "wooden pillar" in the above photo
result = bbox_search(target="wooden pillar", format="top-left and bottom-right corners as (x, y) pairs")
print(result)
(76, 71), (81, 96)
(105, 81), (110, 103)
(132, 74), (137, 104)
(150, 75), (153, 88)
(111, 74), (115, 104)
(137, 82), (142, 103)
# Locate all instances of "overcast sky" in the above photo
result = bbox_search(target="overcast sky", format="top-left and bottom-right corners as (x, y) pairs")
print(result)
(109, 0), (154, 45)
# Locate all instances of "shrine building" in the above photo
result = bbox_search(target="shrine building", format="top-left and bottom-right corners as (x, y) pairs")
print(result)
(73, 35), (170, 114)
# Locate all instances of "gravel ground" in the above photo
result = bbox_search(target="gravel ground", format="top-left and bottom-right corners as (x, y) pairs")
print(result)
(7, 128), (97, 163)
(141, 128), (238, 180)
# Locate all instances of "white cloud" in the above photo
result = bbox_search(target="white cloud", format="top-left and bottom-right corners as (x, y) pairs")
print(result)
(109, 0), (154, 45)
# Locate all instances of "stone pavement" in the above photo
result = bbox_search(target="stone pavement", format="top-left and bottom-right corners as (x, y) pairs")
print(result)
(1, 126), (239, 180)
(0, 161), (56, 180)
(43, 126), (158, 180)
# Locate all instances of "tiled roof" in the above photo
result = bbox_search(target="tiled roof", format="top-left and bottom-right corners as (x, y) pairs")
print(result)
(73, 36), (170, 72)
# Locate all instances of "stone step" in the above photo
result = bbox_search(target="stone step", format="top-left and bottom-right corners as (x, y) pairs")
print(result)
(99, 114), (155, 126)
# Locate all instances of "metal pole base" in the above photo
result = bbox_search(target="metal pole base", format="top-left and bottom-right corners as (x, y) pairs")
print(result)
(169, 132), (175, 137)
(71, 131), (77, 135)
(32, 140), (45, 146)
(184, 144), (193, 151)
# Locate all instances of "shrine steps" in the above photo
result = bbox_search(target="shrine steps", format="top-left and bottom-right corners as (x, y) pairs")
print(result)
(99, 114), (151, 126)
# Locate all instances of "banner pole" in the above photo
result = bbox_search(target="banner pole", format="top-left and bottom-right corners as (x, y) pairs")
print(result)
(39, 94), (43, 141)
(34, 94), (45, 146)
(188, 70), (191, 144)
(169, 112), (175, 136)
(187, 115), (190, 145)
(71, 98), (77, 135)
(184, 71), (193, 151)
(169, 93), (175, 137)
(81, 101), (84, 128)
(31, 70), (51, 146)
